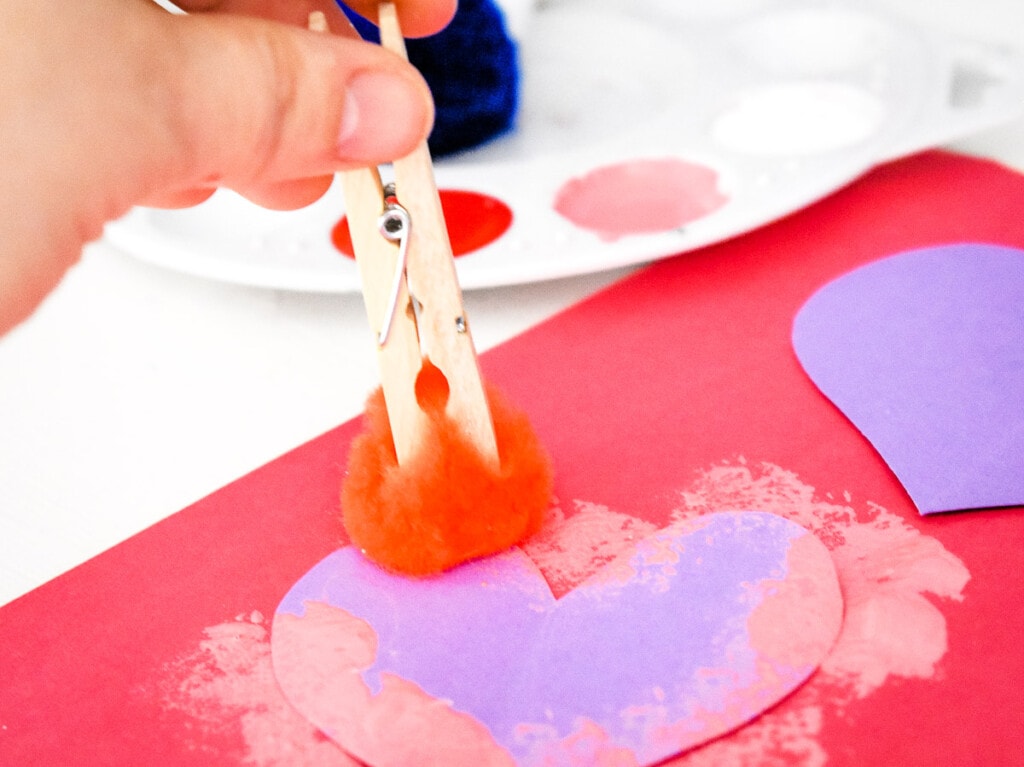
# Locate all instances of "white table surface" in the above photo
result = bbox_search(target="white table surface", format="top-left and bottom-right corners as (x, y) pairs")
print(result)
(3, 0), (1024, 609)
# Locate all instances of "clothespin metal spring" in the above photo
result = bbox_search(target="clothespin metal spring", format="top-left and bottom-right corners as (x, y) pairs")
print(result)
(376, 183), (411, 348)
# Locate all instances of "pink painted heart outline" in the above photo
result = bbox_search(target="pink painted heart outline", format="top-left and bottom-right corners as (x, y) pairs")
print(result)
(271, 511), (843, 766)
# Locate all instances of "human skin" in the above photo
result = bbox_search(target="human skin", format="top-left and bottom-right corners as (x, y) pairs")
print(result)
(0, 0), (456, 335)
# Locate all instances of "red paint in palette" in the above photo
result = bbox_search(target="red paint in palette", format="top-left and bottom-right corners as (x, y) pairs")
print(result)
(332, 189), (513, 258)
(554, 158), (728, 241)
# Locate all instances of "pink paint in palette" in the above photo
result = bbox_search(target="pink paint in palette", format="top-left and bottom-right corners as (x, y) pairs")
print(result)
(271, 512), (842, 766)
(104, 3), (1024, 291)
(552, 158), (728, 241)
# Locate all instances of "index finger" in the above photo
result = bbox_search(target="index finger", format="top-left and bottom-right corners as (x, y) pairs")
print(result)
(169, 0), (350, 27)
(169, 0), (456, 39)
(343, 0), (457, 38)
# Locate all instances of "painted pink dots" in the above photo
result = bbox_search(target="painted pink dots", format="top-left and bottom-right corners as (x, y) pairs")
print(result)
(333, 189), (513, 259)
(554, 158), (728, 241)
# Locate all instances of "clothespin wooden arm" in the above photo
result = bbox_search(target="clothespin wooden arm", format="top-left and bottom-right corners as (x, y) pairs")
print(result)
(341, 165), (427, 466)
(376, 4), (498, 468)
(331, 3), (500, 469)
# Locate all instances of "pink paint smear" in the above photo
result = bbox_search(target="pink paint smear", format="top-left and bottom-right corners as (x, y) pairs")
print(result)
(160, 462), (968, 766)
(668, 461), (970, 766)
(553, 158), (728, 241)
(160, 611), (358, 767)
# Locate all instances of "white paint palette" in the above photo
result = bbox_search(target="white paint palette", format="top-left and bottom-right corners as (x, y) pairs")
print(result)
(105, 1), (1024, 291)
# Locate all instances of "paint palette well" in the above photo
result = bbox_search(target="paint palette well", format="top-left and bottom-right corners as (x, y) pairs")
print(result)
(105, 1), (1024, 291)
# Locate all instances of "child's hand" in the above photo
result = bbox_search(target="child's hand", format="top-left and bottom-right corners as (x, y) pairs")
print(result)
(0, 0), (454, 334)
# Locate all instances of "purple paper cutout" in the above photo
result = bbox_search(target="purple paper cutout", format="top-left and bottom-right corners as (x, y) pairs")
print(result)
(793, 243), (1024, 514)
(273, 511), (841, 766)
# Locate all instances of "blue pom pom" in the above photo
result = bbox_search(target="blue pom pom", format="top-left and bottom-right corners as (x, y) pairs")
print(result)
(338, 0), (519, 157)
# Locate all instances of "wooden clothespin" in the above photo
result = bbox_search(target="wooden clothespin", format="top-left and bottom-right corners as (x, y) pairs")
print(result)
(319, 4), (499, 469)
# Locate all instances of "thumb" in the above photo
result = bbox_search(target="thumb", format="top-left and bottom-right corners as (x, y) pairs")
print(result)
(136, 9), (435, 206)
(0, 1), (434, 334)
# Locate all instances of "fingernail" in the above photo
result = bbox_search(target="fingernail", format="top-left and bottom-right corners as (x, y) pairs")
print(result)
(337, 71), (431, 161)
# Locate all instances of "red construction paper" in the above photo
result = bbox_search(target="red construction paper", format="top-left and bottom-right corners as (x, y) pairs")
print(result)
(2, 151), (1023, 765)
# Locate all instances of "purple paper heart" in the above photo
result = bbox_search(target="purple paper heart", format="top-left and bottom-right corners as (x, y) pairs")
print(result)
(793, 243), (1024, 514)
(271, 511), (842, 766)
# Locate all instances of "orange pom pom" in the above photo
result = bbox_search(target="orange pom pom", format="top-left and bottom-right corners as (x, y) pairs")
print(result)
(341, 375), (553, 576)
